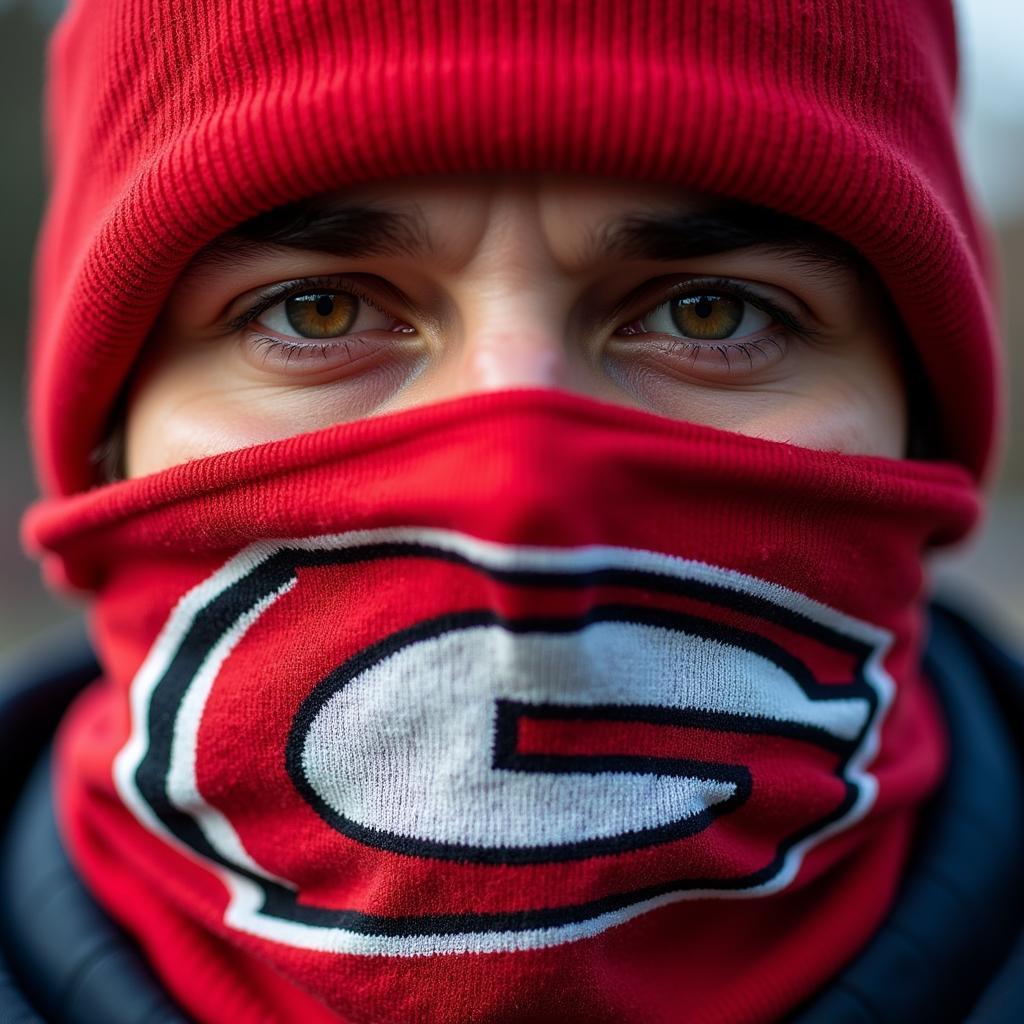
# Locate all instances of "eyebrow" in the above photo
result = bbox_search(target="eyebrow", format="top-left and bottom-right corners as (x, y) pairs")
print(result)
(595, 203), (860, 280)
(186, 194), (859, 281)
(186, 200), (429, 275)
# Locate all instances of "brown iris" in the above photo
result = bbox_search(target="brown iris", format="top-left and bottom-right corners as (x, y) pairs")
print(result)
(671, 294), (744, 340)
(284, 291), (358, 339)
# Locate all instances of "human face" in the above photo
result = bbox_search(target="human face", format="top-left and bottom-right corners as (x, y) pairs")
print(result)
(122, 176), (907, 478)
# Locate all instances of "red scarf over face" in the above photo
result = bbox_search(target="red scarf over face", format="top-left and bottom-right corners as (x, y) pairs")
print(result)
(24, 1), (999, 1020)
(26, 391), (977, 1024)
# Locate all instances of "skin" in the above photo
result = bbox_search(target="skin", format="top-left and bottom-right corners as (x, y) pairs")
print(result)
(122, 175), (907, 478)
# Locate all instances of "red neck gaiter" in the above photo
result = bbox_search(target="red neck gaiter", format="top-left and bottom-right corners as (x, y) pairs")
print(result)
(26, 391), (977, 1024)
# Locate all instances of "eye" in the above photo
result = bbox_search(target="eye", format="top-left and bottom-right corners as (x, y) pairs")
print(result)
(610, 277), (808, 378)
(621, 286), (773, 342)
(254, 282), (411, 342)
(228, 275), (422, 377)
(276, 291), (360, 338)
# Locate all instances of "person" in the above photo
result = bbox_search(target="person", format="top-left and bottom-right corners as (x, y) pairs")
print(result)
(1, 1), (1022, 1023)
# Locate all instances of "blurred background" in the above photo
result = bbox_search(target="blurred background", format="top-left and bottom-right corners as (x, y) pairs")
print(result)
(0, 0), (1021, 655)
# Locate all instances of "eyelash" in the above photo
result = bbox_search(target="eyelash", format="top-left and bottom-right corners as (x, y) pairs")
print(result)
(228, 274), (410, 368)
(228, 273), (813, 365)
(661, 277), (805, 333)
(227, 275), (389, 333)
(611, 276), (813, 371)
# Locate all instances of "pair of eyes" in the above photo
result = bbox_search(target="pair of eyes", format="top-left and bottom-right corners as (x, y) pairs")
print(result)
(236, 274), (808, 377)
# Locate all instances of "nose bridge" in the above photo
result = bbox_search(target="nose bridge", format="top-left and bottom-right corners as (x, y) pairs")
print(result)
(459, 317), (570, 391)
(452, 245), (575, 389)
(423, 179), (597, 394)
(448, 185), (574, 392)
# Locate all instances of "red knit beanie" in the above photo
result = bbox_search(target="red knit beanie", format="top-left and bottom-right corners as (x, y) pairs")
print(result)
(29, 0), (1000, 495)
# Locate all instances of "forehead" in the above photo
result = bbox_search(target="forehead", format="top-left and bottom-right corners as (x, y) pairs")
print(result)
(188, 174), (860, 282)
(330, 176), (699, 267)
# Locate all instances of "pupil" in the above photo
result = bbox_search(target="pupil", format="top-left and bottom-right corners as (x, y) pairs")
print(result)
(671, 292), (744, 340)
(285, 290), (357, 338)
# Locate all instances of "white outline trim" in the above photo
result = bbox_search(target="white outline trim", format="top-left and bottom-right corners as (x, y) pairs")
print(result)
(112, 528), (894, 956)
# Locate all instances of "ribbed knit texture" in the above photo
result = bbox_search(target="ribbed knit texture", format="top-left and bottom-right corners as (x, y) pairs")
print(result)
(29, 0), (999, 495)
(22, 3), (1000, 1021)
(32, 391), (977, 1024)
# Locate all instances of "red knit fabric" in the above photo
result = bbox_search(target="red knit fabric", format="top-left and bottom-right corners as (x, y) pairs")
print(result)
(30, 0), (999, 495)
(22, 3), (1001, 1022)
(25, 390), (978, 1024)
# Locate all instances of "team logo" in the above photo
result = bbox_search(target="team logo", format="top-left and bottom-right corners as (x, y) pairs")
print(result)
(114, 528), (893, 956)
